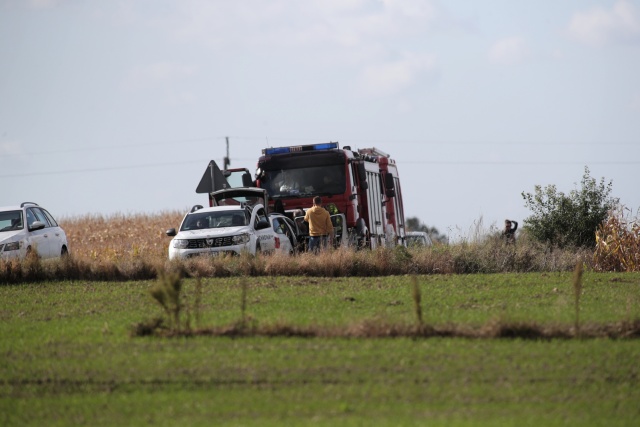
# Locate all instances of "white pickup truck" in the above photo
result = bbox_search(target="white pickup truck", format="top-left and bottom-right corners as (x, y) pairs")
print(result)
(166, 188), (278, 259)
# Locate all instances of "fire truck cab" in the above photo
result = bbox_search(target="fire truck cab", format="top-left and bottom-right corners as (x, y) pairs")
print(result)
(255, 142), (405, 249)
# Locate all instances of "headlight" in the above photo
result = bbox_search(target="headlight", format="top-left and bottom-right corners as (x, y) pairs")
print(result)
(232, 233), (250, 245)
(3, 241), (21, 251)
(172, 239), (189, 249)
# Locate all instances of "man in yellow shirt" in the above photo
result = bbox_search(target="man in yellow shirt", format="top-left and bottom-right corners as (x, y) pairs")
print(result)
(304, 196), (334, 252)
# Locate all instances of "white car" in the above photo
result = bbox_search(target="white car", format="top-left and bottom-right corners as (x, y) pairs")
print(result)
(269, 213), (301, 255)
(166, 188), (278, 259)
(0, 202), (69, 260)
(405, 231), (433, 247)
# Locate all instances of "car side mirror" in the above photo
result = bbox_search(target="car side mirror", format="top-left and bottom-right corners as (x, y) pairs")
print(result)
(242, 172), (253, 187)
(29, 221), (45, 231)
(166, 228), (177, 237)
(255, 219), (270, 230)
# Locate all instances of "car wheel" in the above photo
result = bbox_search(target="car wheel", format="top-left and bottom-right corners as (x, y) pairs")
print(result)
(61, 246), (69, 257)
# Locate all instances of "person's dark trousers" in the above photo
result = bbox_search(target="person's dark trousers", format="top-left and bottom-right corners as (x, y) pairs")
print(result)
(308, 235), (328, 252)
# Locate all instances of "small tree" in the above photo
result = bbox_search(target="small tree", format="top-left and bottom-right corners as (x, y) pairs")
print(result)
(521, 167), (617, 248)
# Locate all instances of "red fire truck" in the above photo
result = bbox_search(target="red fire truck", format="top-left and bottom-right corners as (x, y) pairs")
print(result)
(254, 142), (406, 249)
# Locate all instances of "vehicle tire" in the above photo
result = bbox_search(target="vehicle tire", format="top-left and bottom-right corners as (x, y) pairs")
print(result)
(61, 246), (69, 258)
(255, 241), (261, 255)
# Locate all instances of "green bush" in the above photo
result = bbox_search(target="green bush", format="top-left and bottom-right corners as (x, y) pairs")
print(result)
(521, 166), (618, 248)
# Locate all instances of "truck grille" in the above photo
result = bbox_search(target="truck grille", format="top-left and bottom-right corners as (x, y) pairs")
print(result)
(187, 236), (235, 248)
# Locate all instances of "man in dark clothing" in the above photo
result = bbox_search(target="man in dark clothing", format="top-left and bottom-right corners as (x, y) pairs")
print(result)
(503, 219), (518, 243)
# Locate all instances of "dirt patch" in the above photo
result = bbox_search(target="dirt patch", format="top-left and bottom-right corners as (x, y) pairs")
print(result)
(133, 318), (640, 340)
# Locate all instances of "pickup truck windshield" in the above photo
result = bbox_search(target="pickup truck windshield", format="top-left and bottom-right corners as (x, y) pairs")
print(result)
(181, 210), (248, 231)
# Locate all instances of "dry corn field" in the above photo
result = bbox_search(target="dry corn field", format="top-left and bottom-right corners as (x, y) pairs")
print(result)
(594, 207), (640, 272)
(1, 209), (638, 284)
(56, 211), (593, 278)
(60, 211), (184, 265)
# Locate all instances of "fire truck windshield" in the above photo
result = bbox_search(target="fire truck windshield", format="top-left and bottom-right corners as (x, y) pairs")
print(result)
(261, 164), (345, 198)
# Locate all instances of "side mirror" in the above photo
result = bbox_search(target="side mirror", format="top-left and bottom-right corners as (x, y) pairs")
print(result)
(385, 173), (395, 197)
(166, 228), (177, 237)
(357, 163), (368, 190)
(385, 174), (395, 190)
(242, 172), (253, 187)
(255, 219), (271, 230)
(29, 221), (45, 231)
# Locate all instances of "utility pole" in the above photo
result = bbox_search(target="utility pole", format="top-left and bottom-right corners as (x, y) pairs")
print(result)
(223, 136), (230, 172)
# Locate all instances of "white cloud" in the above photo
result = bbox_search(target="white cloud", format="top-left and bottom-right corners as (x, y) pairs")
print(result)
(160, 0), (438, 51)
(567, 0), (640, 47)
(488, 37), (529, 65)
(123, 62), (197, 92)
(380, 0), (437, 21)
(133, 0), (441, 97)
(358, 53), (436, 97)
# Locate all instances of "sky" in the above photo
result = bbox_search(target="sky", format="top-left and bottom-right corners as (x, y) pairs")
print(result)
(1, 0), (639, 239)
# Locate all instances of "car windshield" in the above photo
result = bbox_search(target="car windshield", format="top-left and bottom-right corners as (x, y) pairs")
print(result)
(180, 210), (248, 231)
(213, 193), (263, 210)
(0, 210), (24, 232)
(261, 164), (346, 198)
(406, 235), (427, 246)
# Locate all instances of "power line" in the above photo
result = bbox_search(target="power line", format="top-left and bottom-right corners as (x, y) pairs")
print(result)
(0, 136), (228, 158)
(1, 136), (637, 158)
(398, 160), (640, 165)
(0, 160), (206, 178)
(1, 159), (638, 179)
(225, 136), (640, 146)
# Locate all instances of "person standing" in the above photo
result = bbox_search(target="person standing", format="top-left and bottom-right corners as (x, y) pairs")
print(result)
(503, 219), (518, 243)
(304, 196), (334, 252)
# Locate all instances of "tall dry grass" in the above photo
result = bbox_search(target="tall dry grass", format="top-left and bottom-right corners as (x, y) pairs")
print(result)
(593, 206), (640, 272)
(0, 211), (600, 283)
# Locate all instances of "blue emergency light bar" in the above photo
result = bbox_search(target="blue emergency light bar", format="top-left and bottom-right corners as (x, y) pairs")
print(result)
(262, 142), (339, 156)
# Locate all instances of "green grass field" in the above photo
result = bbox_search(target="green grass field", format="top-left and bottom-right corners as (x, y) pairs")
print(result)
(1, 272), (639, 426)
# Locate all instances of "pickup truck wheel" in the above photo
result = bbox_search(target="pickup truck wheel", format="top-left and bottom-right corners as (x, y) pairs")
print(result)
(255, 241), (261, 255)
